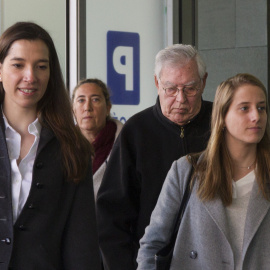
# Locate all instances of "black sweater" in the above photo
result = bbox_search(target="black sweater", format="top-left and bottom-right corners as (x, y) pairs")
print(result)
(97, 97), (213, 270)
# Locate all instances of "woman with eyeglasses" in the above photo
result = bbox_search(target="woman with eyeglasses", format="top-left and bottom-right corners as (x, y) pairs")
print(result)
(0, 22), (101, 269)
(137, 73), (270, 270)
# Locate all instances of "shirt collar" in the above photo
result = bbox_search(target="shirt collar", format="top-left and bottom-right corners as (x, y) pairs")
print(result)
(2, 109), (42, 137)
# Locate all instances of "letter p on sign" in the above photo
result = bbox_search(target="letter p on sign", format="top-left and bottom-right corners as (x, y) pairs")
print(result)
(107, 31), (140, 105)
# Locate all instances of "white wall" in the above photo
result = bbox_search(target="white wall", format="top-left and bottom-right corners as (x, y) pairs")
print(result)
(84, 0), (168, 122)
(0, 0), (66, 81)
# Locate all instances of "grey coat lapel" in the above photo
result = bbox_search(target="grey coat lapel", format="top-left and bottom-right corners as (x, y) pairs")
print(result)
(242, 181), (270, 256)
(202, 192), (231, 247)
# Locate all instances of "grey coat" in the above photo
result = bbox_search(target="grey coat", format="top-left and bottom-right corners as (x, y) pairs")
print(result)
(137, 155), (270, 270)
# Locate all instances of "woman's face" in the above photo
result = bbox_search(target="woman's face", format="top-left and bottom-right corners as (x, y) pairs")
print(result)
(224, 84), (267, 148)
(0, 39), (50, 112)
(73, 83), (111, 137)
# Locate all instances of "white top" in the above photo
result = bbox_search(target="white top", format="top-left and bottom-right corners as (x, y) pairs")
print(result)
(93, 119), (123, 201)
(232, 170), (255, 199)
(3, 114), (41, 223)
(226, 170), (255, 270)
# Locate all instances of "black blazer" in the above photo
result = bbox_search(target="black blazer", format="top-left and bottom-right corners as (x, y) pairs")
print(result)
(0, 115), (101, 270)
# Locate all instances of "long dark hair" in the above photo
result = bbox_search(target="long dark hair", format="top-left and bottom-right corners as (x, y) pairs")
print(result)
(0, 21), (93, 183)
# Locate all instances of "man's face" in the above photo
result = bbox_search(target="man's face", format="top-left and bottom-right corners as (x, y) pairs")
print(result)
(155, 60), (207, 125)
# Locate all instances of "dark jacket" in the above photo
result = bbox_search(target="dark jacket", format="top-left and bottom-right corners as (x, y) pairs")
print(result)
(0, 113), (101, 270)
(97, 97), (213, 270)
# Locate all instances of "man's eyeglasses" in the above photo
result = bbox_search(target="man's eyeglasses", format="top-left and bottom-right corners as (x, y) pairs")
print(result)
(161, 80), (202, 97)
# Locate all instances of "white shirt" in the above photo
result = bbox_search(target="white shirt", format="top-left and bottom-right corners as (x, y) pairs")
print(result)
(226, 170), (255, 270)
(3, 114), (41, 224)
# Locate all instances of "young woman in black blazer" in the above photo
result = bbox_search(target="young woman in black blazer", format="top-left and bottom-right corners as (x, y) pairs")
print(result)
(0, 22), (101, 270)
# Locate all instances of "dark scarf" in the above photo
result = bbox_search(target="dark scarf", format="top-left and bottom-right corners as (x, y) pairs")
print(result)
(92, 120), (117, 174)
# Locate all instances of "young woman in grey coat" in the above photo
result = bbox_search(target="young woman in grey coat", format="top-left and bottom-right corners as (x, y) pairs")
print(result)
(137, 73), (270, 270)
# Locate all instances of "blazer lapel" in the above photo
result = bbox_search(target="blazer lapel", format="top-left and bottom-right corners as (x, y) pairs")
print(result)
(242, 181), (270, 256)
(0, 113), (11, 177)
(36, 125), (55, 157)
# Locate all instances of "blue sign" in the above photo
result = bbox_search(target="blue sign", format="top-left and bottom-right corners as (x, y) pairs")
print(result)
(107, 31), (140, 105)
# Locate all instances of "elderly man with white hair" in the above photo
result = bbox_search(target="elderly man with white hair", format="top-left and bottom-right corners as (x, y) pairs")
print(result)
(97, 44), (213, 270)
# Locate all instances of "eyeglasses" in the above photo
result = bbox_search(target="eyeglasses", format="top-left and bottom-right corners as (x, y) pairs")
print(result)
(161, 80), (202, 97)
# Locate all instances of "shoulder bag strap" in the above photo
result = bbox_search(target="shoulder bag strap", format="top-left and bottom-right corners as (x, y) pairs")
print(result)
(169, 161), (195, 246)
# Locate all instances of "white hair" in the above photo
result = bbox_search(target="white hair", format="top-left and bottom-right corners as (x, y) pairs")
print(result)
(154, 44), (206, 79)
